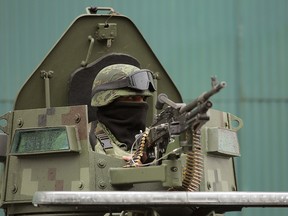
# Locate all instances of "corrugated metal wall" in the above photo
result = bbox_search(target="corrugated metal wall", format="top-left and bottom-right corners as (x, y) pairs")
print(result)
(1, 0), (288, 215)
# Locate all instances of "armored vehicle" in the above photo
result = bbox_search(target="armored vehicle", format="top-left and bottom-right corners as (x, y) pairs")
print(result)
(0, 7), (287, 216)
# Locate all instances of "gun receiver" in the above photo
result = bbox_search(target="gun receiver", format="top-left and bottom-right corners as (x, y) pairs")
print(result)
(129, 77), (226, 166)
(153, 77), (226, 133)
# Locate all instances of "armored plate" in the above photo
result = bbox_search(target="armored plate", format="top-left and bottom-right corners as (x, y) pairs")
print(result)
(13, 10), (182, 126)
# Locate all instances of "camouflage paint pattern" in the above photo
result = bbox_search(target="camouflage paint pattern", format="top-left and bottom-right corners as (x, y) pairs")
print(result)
(0, 8), (244, 216)
(5, 105), (90, 202)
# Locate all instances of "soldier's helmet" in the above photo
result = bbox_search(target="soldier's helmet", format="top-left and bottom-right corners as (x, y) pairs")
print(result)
(91, 64), (156, 107)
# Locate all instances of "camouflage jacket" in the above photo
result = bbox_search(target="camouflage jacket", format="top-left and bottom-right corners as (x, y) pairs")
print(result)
(94, 122), (131, 158)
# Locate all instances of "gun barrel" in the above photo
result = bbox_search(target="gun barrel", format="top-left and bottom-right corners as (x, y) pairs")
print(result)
(202, 81), (226, 101)
(185, 100), (213, 120)
(179, 81), (226, 114)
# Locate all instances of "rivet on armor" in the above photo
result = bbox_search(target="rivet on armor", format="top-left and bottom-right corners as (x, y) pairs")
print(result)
(11, 184), (18, 194)
(17, 118), (23, 128)
(78, 181), (84, 190)
(97, 159), (107, 168)
(98, 180), (107, 189)
(207, 182), (212, 190)
(170, 167), (178, 172)
(74, 113), (81, 123)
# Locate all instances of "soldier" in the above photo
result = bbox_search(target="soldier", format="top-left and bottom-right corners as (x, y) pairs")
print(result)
(90, 63), (156, 159)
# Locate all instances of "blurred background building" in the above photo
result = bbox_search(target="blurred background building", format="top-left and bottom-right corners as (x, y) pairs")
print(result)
(1, 0), (288, 215)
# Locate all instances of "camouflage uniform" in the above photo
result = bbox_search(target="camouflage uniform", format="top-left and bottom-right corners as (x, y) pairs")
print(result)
(93, 122), (131, 158)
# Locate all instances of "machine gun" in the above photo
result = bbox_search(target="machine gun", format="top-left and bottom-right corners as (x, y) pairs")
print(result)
(128, 77), (226, 166)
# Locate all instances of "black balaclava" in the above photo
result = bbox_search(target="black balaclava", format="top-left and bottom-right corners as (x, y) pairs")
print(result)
(97, 101), (148, 150)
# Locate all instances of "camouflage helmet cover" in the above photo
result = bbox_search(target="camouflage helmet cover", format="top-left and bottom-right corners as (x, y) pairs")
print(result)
(91, 64), (153, 107)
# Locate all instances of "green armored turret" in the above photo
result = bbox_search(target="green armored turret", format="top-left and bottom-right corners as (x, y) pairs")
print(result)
(0, 6), (287, 216)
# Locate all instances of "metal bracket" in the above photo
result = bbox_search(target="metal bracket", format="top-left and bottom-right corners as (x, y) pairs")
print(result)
(0, 112), (12, 135)
(86, 7), (116, 15)
(96, 23), (117, 48)
(227, 113), (243, 132)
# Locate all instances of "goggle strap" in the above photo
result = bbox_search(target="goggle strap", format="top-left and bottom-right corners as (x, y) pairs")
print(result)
(91, 78), (129, 97)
